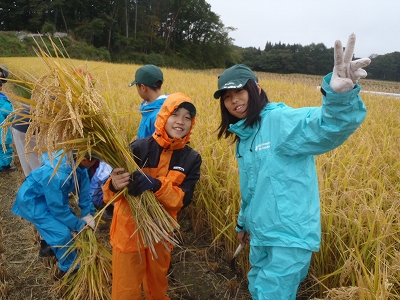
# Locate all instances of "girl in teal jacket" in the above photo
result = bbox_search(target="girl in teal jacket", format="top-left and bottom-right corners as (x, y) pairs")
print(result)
(213, 34), (371, 299)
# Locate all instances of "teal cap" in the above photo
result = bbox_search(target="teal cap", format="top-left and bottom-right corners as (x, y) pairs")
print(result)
(213, 64), (258, 99)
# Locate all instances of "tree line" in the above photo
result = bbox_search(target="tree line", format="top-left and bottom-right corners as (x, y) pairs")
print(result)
(0, 0), (398, 81)
(240, 42), (400, 82)
(0, 0), (237, 68)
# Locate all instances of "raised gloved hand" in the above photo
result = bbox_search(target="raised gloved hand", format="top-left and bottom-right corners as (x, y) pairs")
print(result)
(330, 33), (371, 93)
(81, 214), (95, 230)
(127, 170), (161, 197)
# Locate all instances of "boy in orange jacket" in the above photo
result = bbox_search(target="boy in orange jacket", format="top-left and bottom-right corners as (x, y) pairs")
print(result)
(102, 92), (202, 300)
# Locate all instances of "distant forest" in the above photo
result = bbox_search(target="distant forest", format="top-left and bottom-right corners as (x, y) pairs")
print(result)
(0, 0), (399, 81)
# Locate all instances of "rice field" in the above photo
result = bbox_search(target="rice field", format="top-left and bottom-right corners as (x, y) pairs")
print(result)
(2, 56), (400, 299)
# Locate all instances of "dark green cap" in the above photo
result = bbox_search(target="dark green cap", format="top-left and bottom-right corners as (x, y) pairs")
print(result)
(213, 64), (258, 99)
(128, 64), (163, 87)
(177, 101), (196, 118)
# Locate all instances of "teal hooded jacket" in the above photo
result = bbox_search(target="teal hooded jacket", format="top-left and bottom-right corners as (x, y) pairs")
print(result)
(12, 152), (95, 232)
(230, 73), (367, 252)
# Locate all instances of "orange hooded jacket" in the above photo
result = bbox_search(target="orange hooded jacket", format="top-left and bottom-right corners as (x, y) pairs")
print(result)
(103, 93), (202, 252)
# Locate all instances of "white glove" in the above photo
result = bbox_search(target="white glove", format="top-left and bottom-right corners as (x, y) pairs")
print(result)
(330, 33), (371, 93)
(81, 214), (95, 230)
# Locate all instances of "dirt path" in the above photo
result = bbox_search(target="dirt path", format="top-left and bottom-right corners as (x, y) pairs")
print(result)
(0, 158), (251, 300)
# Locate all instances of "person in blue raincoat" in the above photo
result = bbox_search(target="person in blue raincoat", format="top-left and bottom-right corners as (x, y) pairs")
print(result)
(11, 151), (98, 278)
(213, 34), (371, 299)
(128, 64), (169, 138)
(0, 65), (16, 172)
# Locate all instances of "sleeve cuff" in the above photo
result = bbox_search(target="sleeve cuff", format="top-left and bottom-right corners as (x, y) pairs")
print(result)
(108, 179), (119, 193)
(235, 223), (244, 232)
(152, 179), (162, 193)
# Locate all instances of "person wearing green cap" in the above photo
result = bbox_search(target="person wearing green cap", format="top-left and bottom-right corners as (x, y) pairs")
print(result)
(214, 34), (370, 299)
(129, 64), (169, 139)
(0, 65), (16, 172)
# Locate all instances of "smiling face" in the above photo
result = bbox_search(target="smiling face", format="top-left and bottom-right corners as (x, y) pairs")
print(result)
(222, 88), (249, 119)
(165, 107), (192, 138)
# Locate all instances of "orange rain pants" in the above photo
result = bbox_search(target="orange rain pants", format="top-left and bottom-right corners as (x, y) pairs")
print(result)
(112, 241), (171, 300)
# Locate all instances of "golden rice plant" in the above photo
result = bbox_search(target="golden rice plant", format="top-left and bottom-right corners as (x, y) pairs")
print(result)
(3, 55), (400, 298)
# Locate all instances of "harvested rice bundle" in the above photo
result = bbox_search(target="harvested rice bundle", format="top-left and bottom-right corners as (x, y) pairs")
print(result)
(57, 229), (112, 300)
(1, 37), (179, 251)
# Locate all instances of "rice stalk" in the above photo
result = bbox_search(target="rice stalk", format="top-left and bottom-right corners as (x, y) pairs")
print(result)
(56, 229), (112, 300)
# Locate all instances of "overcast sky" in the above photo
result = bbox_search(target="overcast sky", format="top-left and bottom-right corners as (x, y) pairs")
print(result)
(206, 0), (399, 58)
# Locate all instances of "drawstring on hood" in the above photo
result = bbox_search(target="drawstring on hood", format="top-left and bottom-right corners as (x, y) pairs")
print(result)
(152, 92), (196, 150)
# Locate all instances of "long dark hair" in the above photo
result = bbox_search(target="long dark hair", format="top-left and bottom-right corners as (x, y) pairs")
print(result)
(217, 80), (269, 140)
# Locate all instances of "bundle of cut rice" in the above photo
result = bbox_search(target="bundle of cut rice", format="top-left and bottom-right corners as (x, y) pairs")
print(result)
(56, 229), (112, 300)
